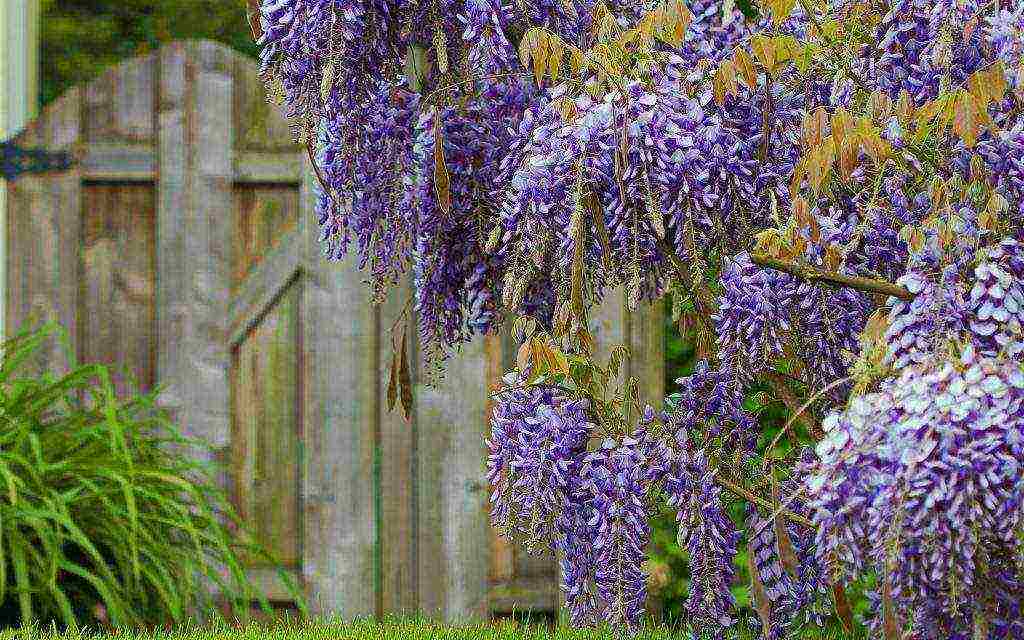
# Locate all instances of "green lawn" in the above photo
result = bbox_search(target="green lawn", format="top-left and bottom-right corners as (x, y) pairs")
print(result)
(5, 614), (828, 640)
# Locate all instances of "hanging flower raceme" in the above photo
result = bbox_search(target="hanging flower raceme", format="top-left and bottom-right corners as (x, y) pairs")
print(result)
(803, 348), (1024, 635)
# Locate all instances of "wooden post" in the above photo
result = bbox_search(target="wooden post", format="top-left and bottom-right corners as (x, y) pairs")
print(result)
(155, 41), (235, 620)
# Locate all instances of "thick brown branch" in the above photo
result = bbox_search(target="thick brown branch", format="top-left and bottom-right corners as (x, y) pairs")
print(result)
(750, 253), (913, 301)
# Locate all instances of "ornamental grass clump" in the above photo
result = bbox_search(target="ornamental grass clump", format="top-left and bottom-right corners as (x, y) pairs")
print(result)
(0, 322), (303, 630)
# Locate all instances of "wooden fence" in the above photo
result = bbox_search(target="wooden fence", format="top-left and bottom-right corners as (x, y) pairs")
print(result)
(4, 40), (664, 623)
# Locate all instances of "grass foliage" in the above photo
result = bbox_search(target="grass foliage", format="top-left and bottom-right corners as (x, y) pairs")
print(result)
(4, 614), (866, 640)
(0, 322), (304, 629)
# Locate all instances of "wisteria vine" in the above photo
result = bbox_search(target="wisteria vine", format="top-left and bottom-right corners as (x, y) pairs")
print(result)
(256, 0), (1024, 636)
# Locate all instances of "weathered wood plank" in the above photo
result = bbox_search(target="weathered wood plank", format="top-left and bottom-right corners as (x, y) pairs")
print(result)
(628, 299), (665, 420)
(78, 145), (302, 183)
(83, 65), (116, 144)
(79, 183), (157, 397)
(380, 275), (416, 615)
(8, 87), (83, 376)
(245, 567), (303, 603)
(232, 185), (299, 290)
(112, 53), (157, 144)
(232, 54), (298, 153)
(80, 144), (156, 181)
(489, 578), (560, 614)
(82, 52), (157, 144)
(227, 235), (301, 349)
(156, 42), (235, 620)
(235, 152), (304, 184)
(299, 152), (377, 619)
(416, 338), (492, 623)
(231, 336), (258, 561)
(252, 283), (302, 568)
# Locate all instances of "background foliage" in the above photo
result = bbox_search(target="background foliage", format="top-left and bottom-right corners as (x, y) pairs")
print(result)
(39, 0), (257, 107)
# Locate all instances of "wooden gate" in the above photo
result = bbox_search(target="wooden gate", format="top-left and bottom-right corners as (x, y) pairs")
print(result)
(4, 40), (664, 623)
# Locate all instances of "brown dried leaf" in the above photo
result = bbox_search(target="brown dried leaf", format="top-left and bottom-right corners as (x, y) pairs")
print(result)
(772, 483), (800, 579)
(803, 107), (828, 149)
(246, 0), (264, 42)
(399, 326), (414, 422)
(433, 112), (452, 214)
(823, 244), (843, 271)
(838, 138), (859, 181)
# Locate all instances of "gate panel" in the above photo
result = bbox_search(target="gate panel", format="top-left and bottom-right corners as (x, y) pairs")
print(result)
(79, 182), (156, 397)
(231, 282), (302, 574)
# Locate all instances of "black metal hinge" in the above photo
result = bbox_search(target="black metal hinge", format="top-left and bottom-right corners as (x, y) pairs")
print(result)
(1, 132), (74, 180)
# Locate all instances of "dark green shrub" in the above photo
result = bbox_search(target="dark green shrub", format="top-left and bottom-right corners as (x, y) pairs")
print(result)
(0, 322), (305, 629)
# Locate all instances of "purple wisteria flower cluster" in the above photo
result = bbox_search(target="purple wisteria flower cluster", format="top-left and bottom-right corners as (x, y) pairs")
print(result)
(259, 0), (1024, 635)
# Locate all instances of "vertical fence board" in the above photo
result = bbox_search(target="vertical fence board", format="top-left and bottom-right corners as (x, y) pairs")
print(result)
(416, 339), (491, 622)
(380, 276), (417, 615)
(231, 333), (258, 560)
(299, 155), (378, 618)
(156, 42), (235, 620)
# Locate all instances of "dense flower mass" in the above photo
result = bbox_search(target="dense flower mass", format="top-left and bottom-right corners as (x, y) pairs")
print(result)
(260, 0), (1024, 635)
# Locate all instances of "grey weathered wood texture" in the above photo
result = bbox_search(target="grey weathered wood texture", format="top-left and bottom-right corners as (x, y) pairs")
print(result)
(5, 40), (664, 624)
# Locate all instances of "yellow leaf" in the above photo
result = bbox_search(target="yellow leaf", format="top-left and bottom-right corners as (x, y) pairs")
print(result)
(751, 35), (777, 75)
(769, 0), (797, 26)
(734, 48), (758, 88)
(532, 32), (550, 86)
(715, 60), (738, 106)
(831, 107), (852, 148)
(518, 29), (538, 67)
(548, 43), (562, 83)
(953, 92), (980, 148)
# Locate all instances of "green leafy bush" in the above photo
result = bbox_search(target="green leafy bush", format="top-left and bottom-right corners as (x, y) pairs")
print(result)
(0, 322), (305, 629)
